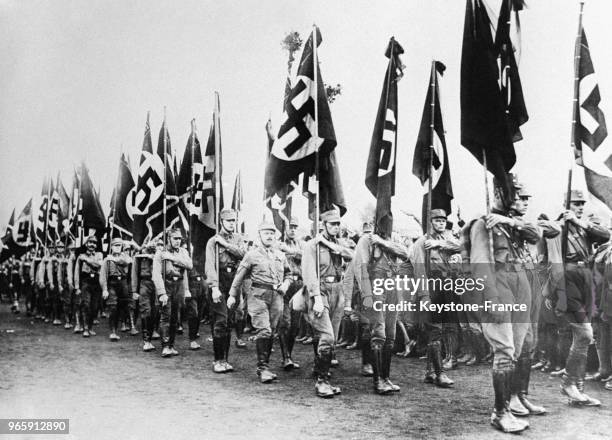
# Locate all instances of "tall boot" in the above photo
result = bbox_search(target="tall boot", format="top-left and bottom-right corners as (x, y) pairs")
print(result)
(109, 308), (120, 341)
(491, 370), (529, 433)
(424, 344), (435, 383)
(509, 359), (530, 416)
(256, 338), (275, 383)
(212, 336), (227, 373)
(286, 320), (299, 369)
(279, 329), (298, 370)
(575, 378), (601, 406)
(345, 320), (360, 350)
(336, 315), (352, 347)
(73, 312), (82, 333)
(315, 349), (338, 398)
(360, 338), (373, 377)
(431, 341), (454, 388)
(371, 345), (393, 395)
(311, 338), (320, 378)
(234, 319), (246, 348)
(457, 331), (473, 364)
(466, 332), (485, 366)
(442, 332), (458, 370)
(224, 333), (234, 372)
(382, 346), (400, 392)
(514, 357), (546, 415)
(129, 310), (139, 336)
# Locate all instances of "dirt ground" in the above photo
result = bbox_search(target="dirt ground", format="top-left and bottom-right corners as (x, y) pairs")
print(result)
(1, 306), (611, 440)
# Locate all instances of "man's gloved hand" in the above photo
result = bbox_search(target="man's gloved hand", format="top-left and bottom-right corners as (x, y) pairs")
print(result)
(211, 287), (222, 303)
(102, 290), (109, 300)
(313, 296), (324, 317)
(159, 294), (168, 307)
(227, 295), (236, 309)
(132, 292), (139, 301)
(362, 295), (373, 309)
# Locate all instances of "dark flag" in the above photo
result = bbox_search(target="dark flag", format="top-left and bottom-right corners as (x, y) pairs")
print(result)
(460, 0), (528, 203)
(133, 113), (159, 244)
(231, 170), (245, 233)
(200, 102), (224, 231)
(109, 153), (136, 239)
(0, 209), (16, 261)
(47, 175), (61, 243)
(56, 175), (70, 240)
(35, 176), (52, 247)
(78, 162), (107, 249)
(365, 37), (404, 238)
(265, 26), (345, 216)
(412, 61), (454, 231)
(67, 168), (81, 245)
(573, 28), (612, 210)
(12, 199), (34, 249)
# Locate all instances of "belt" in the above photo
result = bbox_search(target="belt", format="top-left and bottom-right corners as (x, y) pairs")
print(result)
(82, 273), (99, 279)
(292, 275), (302, 282)
(189, 276), (202, 281)
(566, 261), (587, 268)
(221, 266), (236, 273)
(109, 275), (125, 281)
(252, 281), (280, 290)
(140, 275), (152, 280)
(322, 275), (341, 283)
(495, 262), (525, 272)
(166, 276), (183, 282)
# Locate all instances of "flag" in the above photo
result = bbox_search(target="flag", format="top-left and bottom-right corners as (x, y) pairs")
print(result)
(365, 37), (404, 238)
(231, 171), (245, 233)
(200, 99), (224, 231)
(12, 199), (34, 248)
(109, 153), (136, 239)
(413, 61), (454, 231)
(0, 209), (16, 261)
(265, 26), (345, 216)
(56, 175), (70, 239)
(460, 0), (528, 203)
(67, 168), (81, 245)
(78, 162), (107, 248)
(34, 176), (51, 246)
(574, 27), (612, 211)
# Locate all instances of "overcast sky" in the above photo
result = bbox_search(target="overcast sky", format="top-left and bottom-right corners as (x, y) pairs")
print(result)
(2, 0), (612, 235)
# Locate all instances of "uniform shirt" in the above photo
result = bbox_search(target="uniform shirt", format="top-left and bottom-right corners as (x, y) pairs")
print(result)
(152, 246), (192, 296)
(57, 256), (74, 290)
(130, 253), (154, 293)
(280, 238), (304, 277)
(228, 244), (292, 297)
(36, 256), (53, 288)
(563, 220), (610, 262)
(469, 212), (541, 302)
(74, 252), (103, 288)
(99, 253), (132, 291)
(302, 234), (354, 298)
(30, 257), (41, 281)
(412, 230), (461, 299)
(204, 231), (246, 289)
(19, 254), (34, 280)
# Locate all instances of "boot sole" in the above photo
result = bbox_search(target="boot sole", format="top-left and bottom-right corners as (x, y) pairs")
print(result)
(316, 392), (335, 398)
(490, 421), (529, 433)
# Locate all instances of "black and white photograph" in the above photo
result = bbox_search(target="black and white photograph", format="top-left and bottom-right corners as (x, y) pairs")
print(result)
(2, 0), (612, 438)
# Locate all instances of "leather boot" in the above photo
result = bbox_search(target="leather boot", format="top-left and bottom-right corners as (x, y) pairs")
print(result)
(234, 319), (246, 348)
(560, 374), (588, 404)
(73, 312), (83, 333)
(223, 333), (234, 372)
(129, 310), (139, 336)
(457, 331), (473, 364)
(490, 370), (529, 433)
(279, 329), (298, 370)
(382, 346), (400, 392)
(212, 336), (227, 373)
(336, 315), (352, 348)
(424, 344), (435, 384)
(515, 357), (546, 415)
(345, 321), (360, 350)
(431, 342), (454, 388)
(256, 338), (275, 383)
(266, 338), (277, 379)
(575, 378), (601, 406)
(361, 340), (373, 377)
(372, 346), (393, 395)
(509, 359), (529, 416)
(315, 349), (338, 398)
(141, 317), (150, 342)
(465, 333), (485, 366)
(442, 333), (458, 370)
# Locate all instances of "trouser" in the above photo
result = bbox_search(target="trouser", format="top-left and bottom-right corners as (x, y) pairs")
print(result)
(61, 286), (74, 322)
(187, 276), (206, 341)
(563, 318), (594, 381)
(48, 286), (61, 321)
(247, 287), (283, 340)
(81, 280), (102, 329)
(107, 279), (130, 332)
(159, 279), (182, 348)
(277, 279), (302, 351)
(306, 293), (336, 355)
(595, 317), (612, 375)
(22, 277), (34, 313)
(138, 279), (157, 342)
(363, 288), (398, 351)
(321, 282), (343, 342)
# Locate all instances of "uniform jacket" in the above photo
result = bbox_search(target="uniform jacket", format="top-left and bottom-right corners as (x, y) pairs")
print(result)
(152, 247), (192, 296)
(204, 231), (246, 289)
(228, 244), (292, 297)
(99, 253), (132, 291)
(74, 252), (103, 288)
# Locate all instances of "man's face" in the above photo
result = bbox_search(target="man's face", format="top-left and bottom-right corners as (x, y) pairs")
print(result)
(431, 218), (446, 233)
(570, 201), (585, 218)
(56, 246), (65, 255)
(259, 230), (275, 247)
(221, 219), (236, 233)
(324, 221), (340, 237)
(86, 242), (96, 252)
(111, 243), (123, 254)
(516, 196), (530, 215)
(169, 234), (182, 250)
(287, 225), (297, 239)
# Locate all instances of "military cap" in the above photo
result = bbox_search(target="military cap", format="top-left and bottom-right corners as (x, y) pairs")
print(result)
(430, 209), (447, 220)
(289, 216), (299, 227)
(220, 209), (237, 221)
(568, 189), (587, 203)
(110, 237), (123, 246)
(86, 235), (98, 244)
(362, 222), (373, 233)
(320, 209), (341, 223)
(55, 241), (65, 248)
(258, 221), (277, 232)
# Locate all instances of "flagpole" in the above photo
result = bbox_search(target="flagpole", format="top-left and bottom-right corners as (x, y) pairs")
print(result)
(426, 60), (436, 276)
(312, 24), (321, 285)
(162, 107), (168, 248)
(214, 92), (221, 277)
(562, 0), (585, 262)
(188, 119), (196, 255)
(64, 174), (73, 249)
(78, 164), (83, 247)
(110, 150), (121, 251)
(44, 175), (51, 252)
(482, 149), (495, 260)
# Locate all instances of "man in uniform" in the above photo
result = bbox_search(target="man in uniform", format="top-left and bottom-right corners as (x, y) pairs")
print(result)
(37, 243), (61, 325)
(152, 228), (193, 357)
(19, 247), (36, 316)
(100, 237), (132, 341)
(7, 255), (21, 314)
(277, 216), (304, 370)
(352, 230), (410, 394)
(186, 250), (208, 351)
(30, 248), (43, 319)
(412, 209), (459, 389)
(470, 175), (540, 433)
(74, 236), (103, 337)
(205, 209), (246, 373)
(302, 209), (354, 398)
(57, 242), (75, 329)
(227, 221), (292, 383)
(546, 189), (610, 407)
(131, 240), (160, 351)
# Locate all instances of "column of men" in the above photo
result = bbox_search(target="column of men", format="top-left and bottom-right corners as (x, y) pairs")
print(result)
(4, 178), (612, 436)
